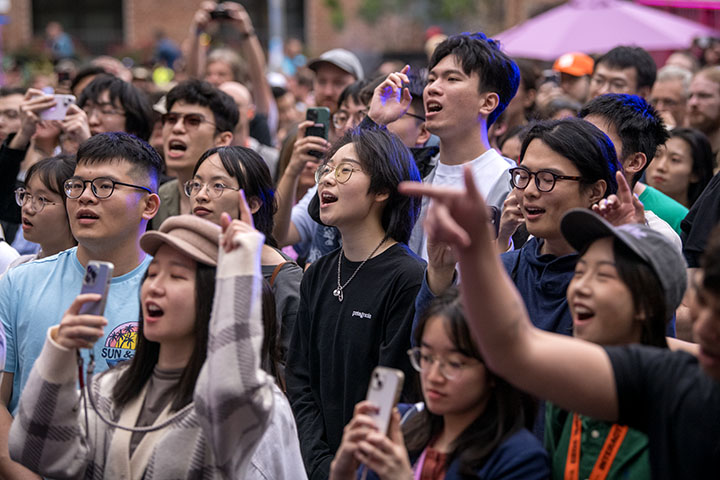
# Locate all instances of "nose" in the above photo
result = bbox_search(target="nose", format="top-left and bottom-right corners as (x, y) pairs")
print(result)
(86, 109), (101, 125)
(424, 358), (447, 383)
(76, 181), (97, 204)
(194, 183), (211, 202)
(171, 116), (186, 133)
(655, 156), (668, 172)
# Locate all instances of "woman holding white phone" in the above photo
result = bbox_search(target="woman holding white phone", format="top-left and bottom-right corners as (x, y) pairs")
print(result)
(330, 288), (549, 480)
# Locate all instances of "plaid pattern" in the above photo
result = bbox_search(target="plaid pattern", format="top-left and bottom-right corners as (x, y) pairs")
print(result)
(9, 231), (274, 479)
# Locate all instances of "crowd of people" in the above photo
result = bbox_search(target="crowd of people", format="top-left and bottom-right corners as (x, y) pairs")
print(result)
(0, 2), (716, 479)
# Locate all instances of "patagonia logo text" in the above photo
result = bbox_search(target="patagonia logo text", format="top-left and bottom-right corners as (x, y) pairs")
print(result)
(352, 311), (372, 320)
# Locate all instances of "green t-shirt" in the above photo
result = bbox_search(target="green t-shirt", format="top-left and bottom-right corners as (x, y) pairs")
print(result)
(638, 185), (687, 235)
(544, 402), (651, 480)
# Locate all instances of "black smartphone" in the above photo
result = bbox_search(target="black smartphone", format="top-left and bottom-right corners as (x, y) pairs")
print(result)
(210, 6), (232, 20)
(305, 107), (330, 158)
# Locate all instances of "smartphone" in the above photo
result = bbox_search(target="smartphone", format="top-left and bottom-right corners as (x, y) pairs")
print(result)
(210, 6), (232, 20)
(305, 107), (330, 158)
(40, 94), (76, 121)
(78, 261), (114, 316)
(365, 366), (404, 435)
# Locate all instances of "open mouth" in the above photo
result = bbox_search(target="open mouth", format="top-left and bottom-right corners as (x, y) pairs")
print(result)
(77, 211), (99, 221)
(426, 101), (442, 114)
(574, 304), (595, 322)
(320, 191), (338, 205)
(168, 140), (187, 154)
(524, 206), (545, 217)
(145, 302), (164, 318)
(22, 217), (33, 227)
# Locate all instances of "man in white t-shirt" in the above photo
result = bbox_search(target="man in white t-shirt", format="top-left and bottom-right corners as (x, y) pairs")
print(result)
(367, 32), (519, 258)
(0, 132), (161, 478)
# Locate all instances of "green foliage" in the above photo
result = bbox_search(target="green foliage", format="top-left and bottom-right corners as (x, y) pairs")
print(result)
(324, 0), (345, 30)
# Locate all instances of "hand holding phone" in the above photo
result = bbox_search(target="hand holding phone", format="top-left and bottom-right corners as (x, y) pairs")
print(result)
(365, 366), (404, 435)
(78, 261), (114, 316)
(40, 94), (76, 121)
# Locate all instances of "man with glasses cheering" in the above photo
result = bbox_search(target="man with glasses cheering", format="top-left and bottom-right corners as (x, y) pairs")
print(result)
(152, 79), (237, 230)
(0, 132), (162, 479)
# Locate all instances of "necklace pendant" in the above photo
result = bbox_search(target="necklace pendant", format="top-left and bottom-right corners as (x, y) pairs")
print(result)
(333, 287), (343, 302)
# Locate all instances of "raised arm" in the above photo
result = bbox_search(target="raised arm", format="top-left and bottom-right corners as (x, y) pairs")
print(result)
(399, 167), (619, 421)
(194, 193), (274, 476)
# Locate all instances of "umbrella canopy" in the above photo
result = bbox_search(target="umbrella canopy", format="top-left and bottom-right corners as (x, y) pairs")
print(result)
(494, 0), (719, 60)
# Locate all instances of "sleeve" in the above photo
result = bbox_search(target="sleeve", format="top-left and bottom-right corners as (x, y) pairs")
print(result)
(681, 171), (720, 268)
(291, 186), (318, 248)
(272, 262), (303, 364)
(9, 329), (94, 478)
(0, 272), (17, 375)
(378, 269), (424, 402)
(285, 278), (334, 480)
(193, 230), (275, 476)
(0, 135), (27, 224)
(480, 429), (550, 480)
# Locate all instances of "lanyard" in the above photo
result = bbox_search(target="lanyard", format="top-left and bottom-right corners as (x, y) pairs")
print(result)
(564, 413), (629, 480)
(413, 446), (429, 480)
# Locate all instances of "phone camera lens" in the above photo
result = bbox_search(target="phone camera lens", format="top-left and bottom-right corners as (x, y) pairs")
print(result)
(308, 111), (317, 120)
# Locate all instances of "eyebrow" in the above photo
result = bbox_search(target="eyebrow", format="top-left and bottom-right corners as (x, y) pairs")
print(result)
(577, 258), (617, 268)
(420, 341), (461, 354)
(429, 68), (467, 78)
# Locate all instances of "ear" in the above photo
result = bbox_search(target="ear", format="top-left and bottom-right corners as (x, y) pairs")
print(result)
(623, 152), (647, 177)
(587, 179), (607, 205)
(248, 196), (262, 214)
(523, 88), (536, 109)
(479, 92), (500, 120)
(415, 122), (431, 147)
(214, 131), (234, 147)
(374, 190), (390, 204)
(637, 86), (651, 100)
(141, 193), (161, 221)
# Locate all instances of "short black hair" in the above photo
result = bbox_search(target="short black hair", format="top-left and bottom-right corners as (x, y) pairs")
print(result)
(25, 154), (77, 208)
(595, 46), (657, 91)
(0, 86), (25, 98)
(325, 126), (422, 244)
(69, 65), (107, 95)
(338, 79), (372, 110)
(76, 132), (162, 192)
(193, 146), (278, 247)
(429, 32), (519, 127)
(580, 94), (669, 185)
(166, 79), (239, 135)
(519, 118), (621, 197)
(668, 128), (715, 207)
(78, 74), (154, 141)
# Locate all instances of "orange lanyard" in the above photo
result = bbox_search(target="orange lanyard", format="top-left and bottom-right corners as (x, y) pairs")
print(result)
(564, 413), (629, 480)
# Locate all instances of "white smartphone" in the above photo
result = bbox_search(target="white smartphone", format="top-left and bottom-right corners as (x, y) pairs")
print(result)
(78, 261), (114, 316)
(365, 366), (405, 435)
(40, 94), (76, 121)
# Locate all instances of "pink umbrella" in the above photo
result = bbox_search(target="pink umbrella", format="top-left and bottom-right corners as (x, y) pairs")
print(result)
(494, 0), (719, 60)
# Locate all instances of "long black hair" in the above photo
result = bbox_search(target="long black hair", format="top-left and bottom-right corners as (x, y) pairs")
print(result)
(404, 288), (534, 475)
(667, 128), (715, 207)
(113, 262), (216, 411)
(193, 146), (278, 248)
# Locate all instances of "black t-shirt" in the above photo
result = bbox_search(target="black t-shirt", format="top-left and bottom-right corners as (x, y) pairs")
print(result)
(606, 344), (720, 479)
(286, 243), (425, 480)
(681, 170), (720, 267)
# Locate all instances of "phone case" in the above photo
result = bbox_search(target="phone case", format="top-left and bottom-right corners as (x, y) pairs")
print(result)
(365, 366), (405, 435)
(305, 107), (330, 141)
(78, 261), (114, 316)
(40, 94), (76, 121)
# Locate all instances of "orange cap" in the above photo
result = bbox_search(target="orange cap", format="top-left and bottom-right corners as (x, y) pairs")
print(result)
(553, 52), (594, 77)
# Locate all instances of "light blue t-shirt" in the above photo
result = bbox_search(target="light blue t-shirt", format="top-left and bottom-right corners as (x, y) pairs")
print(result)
(0, 247), (151, 413)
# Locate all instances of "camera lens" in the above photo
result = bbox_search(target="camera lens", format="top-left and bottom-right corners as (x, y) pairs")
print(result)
(308, 110), (317, 120)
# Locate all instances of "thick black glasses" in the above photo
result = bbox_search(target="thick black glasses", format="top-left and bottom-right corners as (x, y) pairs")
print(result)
(64, 177), (152, 199)
(509, 167), (583, 193)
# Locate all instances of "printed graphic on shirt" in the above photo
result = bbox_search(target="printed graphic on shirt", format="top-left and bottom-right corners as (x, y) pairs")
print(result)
(102, 321), (138, 367)
(352, 311), (372, 320)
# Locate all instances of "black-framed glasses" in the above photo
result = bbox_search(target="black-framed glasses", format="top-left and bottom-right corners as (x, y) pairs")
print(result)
(14, 187), (61, 212)
(64, 177), (152, 199)
(83, 102), (125, 118)
(332, 110), (368, 129)
(315, 162), (362, 184)
(509, 167), (583, 193)
(407, 347), (477, 381)
(405, 111), (425, 122)
(161, 112), (216, 130)
(183, 179), (240, 198)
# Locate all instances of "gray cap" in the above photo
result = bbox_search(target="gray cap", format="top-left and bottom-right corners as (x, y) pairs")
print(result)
(560, 208), (687, 313)
(307, 48), (364, 80)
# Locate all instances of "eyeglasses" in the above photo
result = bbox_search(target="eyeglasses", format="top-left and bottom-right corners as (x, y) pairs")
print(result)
(64, 177), (152, 199)
(405, 111), (425, 122)
(509, 167), (583, 193)
(315, 162), (362, 184)
(183, 179), (240, 198)
(83, 103), (125, 118)
(14, 188), (61, 212)
(161, 112), (216, 130)
(0, 109), (19, 120)
(407, 347), (477, 381)
(332, 109), (368, 129)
